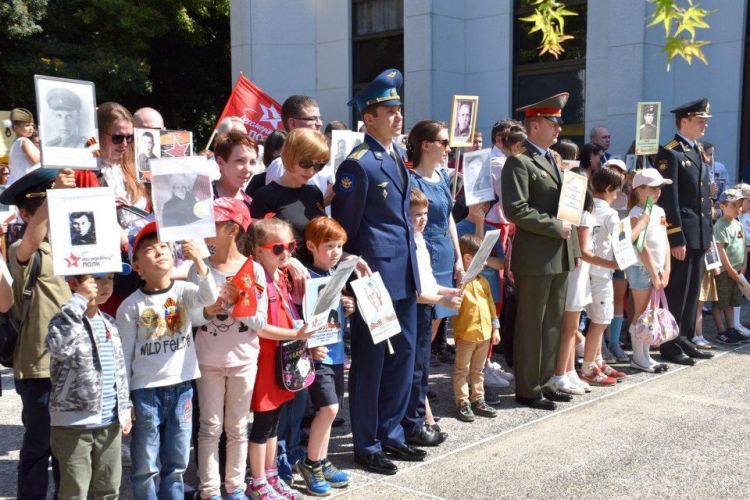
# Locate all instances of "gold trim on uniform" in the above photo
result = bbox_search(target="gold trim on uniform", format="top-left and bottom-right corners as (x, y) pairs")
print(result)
(349, 144), (369, 160)
(665, 140), (678, 150)
(667, 227), (682, 235)
(365, 94), (401, 106)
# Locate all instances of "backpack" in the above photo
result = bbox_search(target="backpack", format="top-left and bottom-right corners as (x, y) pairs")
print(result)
(0, 250), (42, 368)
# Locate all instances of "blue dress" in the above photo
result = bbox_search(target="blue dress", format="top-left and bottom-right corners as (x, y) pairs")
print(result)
(410, 169), (457, 319)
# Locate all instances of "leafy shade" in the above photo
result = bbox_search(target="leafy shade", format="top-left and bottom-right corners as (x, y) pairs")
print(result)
(0, 0), (231, 147)
(519, 0), (578, 60)
(647, 0), (714, 70)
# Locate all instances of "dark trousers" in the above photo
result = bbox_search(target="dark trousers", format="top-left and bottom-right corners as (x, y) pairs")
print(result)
(402, 304), (433, 437)
(513, 273), (567, 400)
(16, 377), (59, 500)
(662, 248), (705, 357)
(349, 297), (416, 456)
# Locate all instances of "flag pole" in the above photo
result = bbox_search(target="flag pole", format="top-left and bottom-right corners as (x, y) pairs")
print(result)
(204, 129), (218, 153)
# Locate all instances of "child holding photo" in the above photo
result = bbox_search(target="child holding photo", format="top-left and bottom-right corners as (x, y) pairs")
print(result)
(295, 216), (354, 496)
(188, 198), (267, 500)
(248, 217), (312, 500)
(116, 222), (218, 499)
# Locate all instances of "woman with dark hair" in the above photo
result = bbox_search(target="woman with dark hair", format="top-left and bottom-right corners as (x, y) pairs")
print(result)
(214, 130), (260, 212)
(551, 138), (580, 161)
(579, 142), (604, 172)
(403, 119), (464, 447)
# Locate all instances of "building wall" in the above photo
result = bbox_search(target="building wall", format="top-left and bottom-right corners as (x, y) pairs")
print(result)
(586, 0), (746, 183)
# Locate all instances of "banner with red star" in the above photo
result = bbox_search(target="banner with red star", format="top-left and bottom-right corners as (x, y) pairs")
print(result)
(231, 256), (259, 318)
(215, 74), (282, 142)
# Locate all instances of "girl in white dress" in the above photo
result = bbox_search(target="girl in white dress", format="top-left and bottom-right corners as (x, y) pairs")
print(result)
(7, 108), (40, 185)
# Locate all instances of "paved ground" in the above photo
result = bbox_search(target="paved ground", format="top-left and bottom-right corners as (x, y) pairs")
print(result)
(0, 313), (748, 499)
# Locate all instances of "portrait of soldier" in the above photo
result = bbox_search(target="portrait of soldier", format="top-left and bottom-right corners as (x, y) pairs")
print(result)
(69, 211), (97, 246)
(45, 87), (87, 148)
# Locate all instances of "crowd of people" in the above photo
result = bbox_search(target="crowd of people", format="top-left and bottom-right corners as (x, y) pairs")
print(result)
(0, 67), (746, 500)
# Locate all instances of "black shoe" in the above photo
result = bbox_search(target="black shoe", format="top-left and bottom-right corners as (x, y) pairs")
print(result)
(354, 452), (397, 475)
(515, 396), (556, 411)
(663, 353), (696, 365)
(715, 330), (743, 346)
(541, 388), (573, 403)
(682, 341), (714, 358)
(471, 398), (498, 418)
(332, 417), (345, 427)
(484, 391), (503, 406)
(406, 425), (445, 447)
(429, 423), (444, 433)
(426, 390), (437, 401)
(383, 442), (427, 462)
(446, 344), (456, 354)
(652, 362), (669, 373)
(456, 401), (475, 422)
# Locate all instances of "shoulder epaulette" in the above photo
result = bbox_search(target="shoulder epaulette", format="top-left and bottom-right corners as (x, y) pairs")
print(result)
(348, 143), (369, 161)
(665, 140), (678, 150)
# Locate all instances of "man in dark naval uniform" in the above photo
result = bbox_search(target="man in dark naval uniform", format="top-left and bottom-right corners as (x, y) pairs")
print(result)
(655, 98), (714, 365)
(332, 69), (424, 474)
(45, 88), (87, 148)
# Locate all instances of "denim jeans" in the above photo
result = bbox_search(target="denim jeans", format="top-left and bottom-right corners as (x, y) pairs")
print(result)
(15, 377), (59, 500)
(275, 389), (307, 479)
(131, 381), (193, 500)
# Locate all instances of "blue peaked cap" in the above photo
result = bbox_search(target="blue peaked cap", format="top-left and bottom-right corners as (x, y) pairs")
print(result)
(348, 69), (403, 113)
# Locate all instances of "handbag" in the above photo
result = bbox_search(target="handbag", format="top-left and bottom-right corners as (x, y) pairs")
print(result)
(634, 288), (679, 346)
(267, 274), (315, 392)
(0, 250), (41, 368)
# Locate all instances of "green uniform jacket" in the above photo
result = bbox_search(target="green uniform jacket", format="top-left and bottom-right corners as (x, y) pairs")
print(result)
(501, 140), (579, 276)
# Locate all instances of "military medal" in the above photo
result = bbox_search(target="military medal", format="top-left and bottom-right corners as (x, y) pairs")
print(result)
(378, 181), (389, 199)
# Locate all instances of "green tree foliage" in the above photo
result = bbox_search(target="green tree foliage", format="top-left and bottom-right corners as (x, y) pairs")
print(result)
(0, 0), (230, 146)
(0, 0), (48, 38)
(519, 0), (578, 59)
(647, 0), (714, 70)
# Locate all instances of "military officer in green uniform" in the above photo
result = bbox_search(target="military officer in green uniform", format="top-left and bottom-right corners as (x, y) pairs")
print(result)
(45, 88), (87, 148)
(501, 92), (579, 411)
(655, 98), (714, 365)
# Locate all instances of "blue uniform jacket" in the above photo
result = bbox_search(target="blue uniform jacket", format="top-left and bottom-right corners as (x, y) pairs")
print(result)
(332, 133), (421, 300)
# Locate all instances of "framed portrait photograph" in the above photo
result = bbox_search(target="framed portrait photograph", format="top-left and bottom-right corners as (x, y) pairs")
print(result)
(350, 272), (401, 345)
(448, 95), (479, 148)
(328, 130), (364, 172)
(160, 130), (194, 158)
(462, 148), (494, 206)
(150, 156), (216, 242)
(634, 101), (661, 155)
(47, 187), (122, 276)
(303, 276), (344, 348)
(135, 127), (162, 181)
(34, 75), (99, 169)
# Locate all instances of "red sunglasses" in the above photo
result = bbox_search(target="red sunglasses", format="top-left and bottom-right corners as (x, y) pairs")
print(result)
(259, 241), (297, 255)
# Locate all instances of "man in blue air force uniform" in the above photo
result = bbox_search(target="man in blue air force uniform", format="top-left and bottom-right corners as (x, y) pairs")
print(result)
(331, 69), (424, 475)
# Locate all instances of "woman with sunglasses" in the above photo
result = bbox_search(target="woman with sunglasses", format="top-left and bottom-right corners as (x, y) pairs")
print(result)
(250, 128), (329, 269)
(402, 119), (464, 448)
(97, 102), (149, 227)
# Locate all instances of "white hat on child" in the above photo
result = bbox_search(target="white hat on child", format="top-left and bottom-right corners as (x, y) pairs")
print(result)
(632, 168), (673, 189)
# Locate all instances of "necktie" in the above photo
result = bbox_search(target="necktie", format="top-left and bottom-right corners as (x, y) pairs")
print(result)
(545, 151), (561, 181)
(390, 150), (407, 188)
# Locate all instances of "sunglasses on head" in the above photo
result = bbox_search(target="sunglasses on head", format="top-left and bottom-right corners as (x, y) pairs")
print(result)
(299, 159), (326, 172)
(110, 134), (134, 145)
(259, 241), (297, 255)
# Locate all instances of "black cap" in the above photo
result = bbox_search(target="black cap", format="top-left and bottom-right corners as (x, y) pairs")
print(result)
(0, 168), (58, 205)
(670, 98), (711, 118)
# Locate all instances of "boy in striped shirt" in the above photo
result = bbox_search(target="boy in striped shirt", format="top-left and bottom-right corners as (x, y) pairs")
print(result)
(47, 267), (133, 499)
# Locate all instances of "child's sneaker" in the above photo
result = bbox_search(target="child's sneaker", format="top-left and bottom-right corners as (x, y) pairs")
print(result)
(321, 459), (350, 488)
(456, 401), (475, 422)
(566, 371), (591, 393)
(716, 330), (743, 345)
(248, 480), (283, 500)
(227, 489), (248, 500)
(580, 365), (616, 386)
(295, 459), (331, 497)
(692, 336), (713, 349)
(599, 362), (626, 382)
(483, 361), (511, 388)
(470, 398), (497, 418)
(268, 475), (298, 499)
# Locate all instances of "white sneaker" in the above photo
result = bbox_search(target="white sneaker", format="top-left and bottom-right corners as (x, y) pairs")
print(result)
(487, 360), (515, 382)
(483, 362), (510, 388)
(692, 336), (710, 347)
(566, 371), (591, 393)
(545, 376), (585, 396)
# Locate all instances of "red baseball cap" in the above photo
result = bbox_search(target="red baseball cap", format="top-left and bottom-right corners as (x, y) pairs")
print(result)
(214, 197), (252, 231)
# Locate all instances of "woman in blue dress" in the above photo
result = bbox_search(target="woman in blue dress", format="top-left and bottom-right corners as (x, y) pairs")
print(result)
(402, 120), (464, 444)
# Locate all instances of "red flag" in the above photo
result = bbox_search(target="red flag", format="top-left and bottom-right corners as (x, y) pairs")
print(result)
(231, 256), (259, 318)
(215, 74), (283, 141)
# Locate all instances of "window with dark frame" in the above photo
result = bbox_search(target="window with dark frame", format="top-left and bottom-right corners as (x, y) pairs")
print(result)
(351, 0), (404, 125)
(513, 0), (587, 146)
(740, 4), (750, 182)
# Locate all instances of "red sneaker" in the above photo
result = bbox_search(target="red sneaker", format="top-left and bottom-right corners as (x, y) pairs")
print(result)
(580, 365), (617, 386)
(600, 362), (626, 382)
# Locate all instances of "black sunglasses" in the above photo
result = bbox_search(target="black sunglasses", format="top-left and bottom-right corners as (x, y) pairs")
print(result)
(299, 160), (326, 172)
(110, 134), (134, 145)
(432, 139), (450, 147)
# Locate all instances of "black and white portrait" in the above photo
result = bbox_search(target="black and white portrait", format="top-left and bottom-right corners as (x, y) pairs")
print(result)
(135, 128), (161, 179)
(638, 104), (658, 141)
(449, 95), (479, 148)
(634, 101), (661, 156)
(462, 148), (494, 205)
(327, 130), (365, 172)
(35, 75), (98, 169)
(150, 157), (216, 242)
(69, 211), (96, 246)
